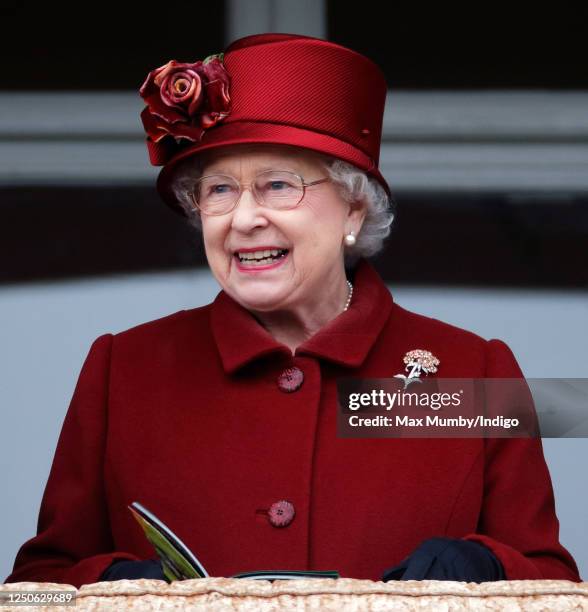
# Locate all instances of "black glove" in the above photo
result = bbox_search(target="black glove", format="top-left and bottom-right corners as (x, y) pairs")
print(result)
(382, 537), (506, 583)
(100, 558), (169, 582)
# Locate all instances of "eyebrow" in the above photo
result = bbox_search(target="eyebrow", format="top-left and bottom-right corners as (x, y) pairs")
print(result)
(203, 162), (307, 175)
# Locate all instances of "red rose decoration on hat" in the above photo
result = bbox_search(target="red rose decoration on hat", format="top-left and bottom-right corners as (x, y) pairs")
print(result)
(139, 53), (231, 164)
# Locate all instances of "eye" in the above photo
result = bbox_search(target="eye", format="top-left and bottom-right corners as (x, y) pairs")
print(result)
(206, 182), (236, 196)
(269, 181), (288, 190)
(259, 179), (296, 192)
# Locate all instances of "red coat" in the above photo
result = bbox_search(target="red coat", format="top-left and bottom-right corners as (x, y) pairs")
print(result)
(5, 258), (581, 587)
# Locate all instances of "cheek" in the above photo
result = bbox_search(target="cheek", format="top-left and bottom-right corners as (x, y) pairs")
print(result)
(300, 196), (345, 253)
(201, 221), (230, 267)
(290, 222), (340, 270)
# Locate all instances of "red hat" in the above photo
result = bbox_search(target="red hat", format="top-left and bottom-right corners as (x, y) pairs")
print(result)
(139, 32), (391, 216)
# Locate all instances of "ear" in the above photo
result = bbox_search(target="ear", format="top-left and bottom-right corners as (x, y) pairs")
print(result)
(346, 196), (368, 233)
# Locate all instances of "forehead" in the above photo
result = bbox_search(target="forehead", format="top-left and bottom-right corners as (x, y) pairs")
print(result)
(199, 144), (326, 174)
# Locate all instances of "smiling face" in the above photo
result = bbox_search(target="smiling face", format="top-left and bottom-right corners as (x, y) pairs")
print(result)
(196, 143), (366, 313)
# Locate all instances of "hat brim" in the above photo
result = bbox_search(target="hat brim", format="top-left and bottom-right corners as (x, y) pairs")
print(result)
(155, 121), (393, 216)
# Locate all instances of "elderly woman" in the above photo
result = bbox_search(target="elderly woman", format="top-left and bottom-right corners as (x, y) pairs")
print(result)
(5, 33), (581, 587)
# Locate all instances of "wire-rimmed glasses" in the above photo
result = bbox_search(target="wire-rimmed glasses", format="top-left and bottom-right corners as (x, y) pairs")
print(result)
(188, 169), (330, 216)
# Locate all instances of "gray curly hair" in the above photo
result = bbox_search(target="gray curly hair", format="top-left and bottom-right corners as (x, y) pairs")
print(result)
(169, 150), (396, 268)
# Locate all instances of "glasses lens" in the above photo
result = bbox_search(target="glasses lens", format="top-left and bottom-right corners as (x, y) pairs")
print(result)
(195, 175), (239, 215)
(255, 171), (304, 209)
(193, 171), (305, 214)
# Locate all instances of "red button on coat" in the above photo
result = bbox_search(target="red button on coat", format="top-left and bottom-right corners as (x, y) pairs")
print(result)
(268, 500), (295, 527)
(277, 367), (304, 392)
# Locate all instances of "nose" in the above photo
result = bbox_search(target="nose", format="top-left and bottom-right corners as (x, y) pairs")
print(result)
(229, 184), (269, 231)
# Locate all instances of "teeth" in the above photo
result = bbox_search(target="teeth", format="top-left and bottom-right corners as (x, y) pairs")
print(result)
(241, 258), (277, 266)
(237, 248), (288, 261)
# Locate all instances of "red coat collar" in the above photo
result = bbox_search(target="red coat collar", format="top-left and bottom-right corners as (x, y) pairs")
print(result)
(211, 258), (394, 374)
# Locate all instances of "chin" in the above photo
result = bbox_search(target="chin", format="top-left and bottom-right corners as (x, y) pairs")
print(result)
(236, 291), (285, 312)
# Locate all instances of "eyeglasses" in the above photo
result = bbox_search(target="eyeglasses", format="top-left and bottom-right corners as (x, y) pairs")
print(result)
(188, 169), (330, 216)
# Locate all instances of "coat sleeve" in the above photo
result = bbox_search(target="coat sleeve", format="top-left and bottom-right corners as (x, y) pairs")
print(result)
(3, 334), (141, 588)
(461, 338), (582, 581)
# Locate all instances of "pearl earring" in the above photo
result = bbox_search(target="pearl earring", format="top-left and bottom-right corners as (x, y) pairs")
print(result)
(344, 231), (356, 247)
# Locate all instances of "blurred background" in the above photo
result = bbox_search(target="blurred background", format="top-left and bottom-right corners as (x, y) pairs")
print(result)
(1, 1), (587, 581)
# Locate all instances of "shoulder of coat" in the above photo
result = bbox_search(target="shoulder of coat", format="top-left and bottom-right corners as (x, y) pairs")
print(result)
(112, 304), (212, 343)
(389, 301), (488, 350)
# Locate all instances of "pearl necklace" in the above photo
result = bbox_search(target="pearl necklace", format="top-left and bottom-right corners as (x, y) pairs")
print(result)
(343, 280), (354, 312)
